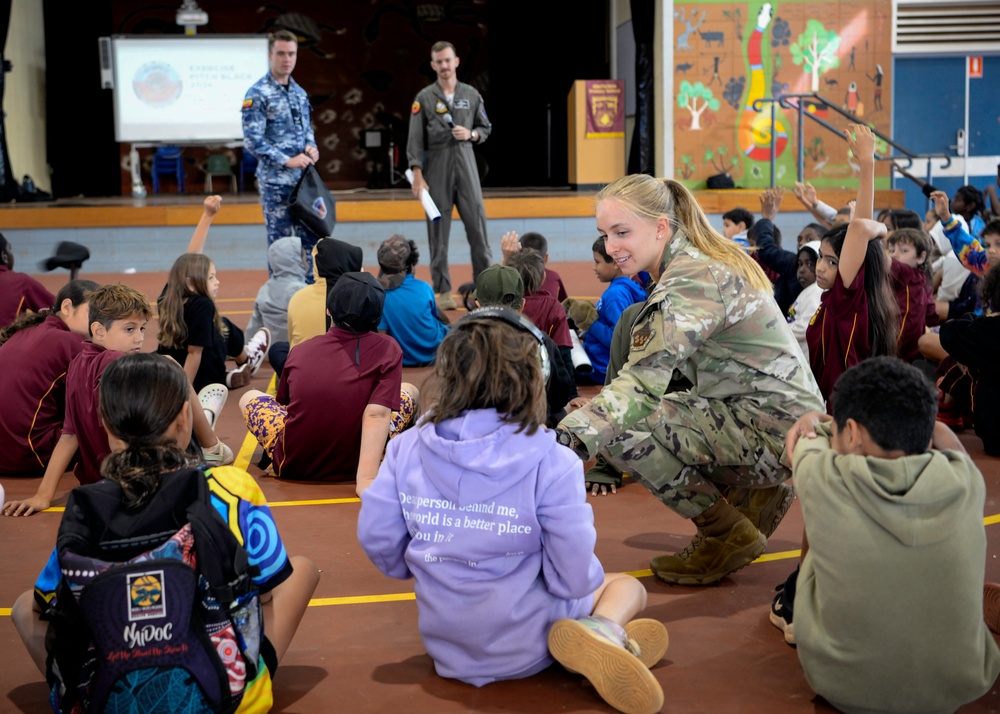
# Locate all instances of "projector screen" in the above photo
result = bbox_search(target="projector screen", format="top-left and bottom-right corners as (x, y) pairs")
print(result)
(110, 35), (269, 143)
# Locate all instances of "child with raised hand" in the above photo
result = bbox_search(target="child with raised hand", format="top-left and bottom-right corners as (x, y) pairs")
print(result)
(0, 279), (98, 476)
(772, 357), (1000, 713)
(806, 123), (899, 406)
(582, 237), (646, 384)
(376, 234), (448, 366)
(755, 187), (806, 316)
(358, 310), (668, 714)
(931, 190), (999, 278)
(10, 353), (320, 706)
(3, 284), (231, 517)
(519, 231), (568, 301)
(506, 248), (576, 384)
(157, 196), (271, 393)
(0, 233), (55, 327)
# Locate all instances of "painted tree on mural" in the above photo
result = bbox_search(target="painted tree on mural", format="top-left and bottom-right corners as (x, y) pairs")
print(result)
(790, 19), (841, 92)
(677, 81), (719, 130)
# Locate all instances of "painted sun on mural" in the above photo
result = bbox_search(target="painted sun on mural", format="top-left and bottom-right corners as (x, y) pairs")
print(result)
(673, 0), (893, 190)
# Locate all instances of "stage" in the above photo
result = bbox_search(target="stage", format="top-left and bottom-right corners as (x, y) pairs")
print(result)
(0, 187), (905, 274)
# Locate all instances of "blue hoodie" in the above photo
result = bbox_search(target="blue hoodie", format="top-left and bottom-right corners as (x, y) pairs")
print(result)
(583, 276), (647, 382)
(358, 409), (604, 686)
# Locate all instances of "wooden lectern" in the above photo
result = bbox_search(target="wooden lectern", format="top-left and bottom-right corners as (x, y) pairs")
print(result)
(567, 80), (626, 189)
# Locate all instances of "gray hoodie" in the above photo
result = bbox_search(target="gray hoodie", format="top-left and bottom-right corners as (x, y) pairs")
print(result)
(247, 236), (307, 343)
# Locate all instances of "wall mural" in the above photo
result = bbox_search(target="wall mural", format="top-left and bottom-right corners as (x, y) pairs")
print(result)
(673, 0), (892, 191)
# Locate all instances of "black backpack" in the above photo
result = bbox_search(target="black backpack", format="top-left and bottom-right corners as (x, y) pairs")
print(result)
(45, 468), (263, 714)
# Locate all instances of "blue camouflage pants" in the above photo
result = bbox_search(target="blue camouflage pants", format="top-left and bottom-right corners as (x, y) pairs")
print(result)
(260, 182), (320, 283)
(601, 302), (791, 518)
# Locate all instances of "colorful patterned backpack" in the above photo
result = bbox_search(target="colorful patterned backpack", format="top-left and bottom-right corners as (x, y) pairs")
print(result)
(45, 468), (262, 714)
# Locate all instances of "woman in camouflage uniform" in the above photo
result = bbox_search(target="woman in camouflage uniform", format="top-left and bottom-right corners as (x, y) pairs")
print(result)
(557, 175), (824, 586)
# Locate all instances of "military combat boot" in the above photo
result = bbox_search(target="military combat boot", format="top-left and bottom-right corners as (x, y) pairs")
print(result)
(721, 482), (795, 538)
(650, 499), (766, 585)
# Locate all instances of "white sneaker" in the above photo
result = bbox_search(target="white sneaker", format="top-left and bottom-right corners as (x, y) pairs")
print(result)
(244, 327), (271, 377)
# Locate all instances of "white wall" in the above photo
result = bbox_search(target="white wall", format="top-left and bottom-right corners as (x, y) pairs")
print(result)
(6, 0), (47, 193)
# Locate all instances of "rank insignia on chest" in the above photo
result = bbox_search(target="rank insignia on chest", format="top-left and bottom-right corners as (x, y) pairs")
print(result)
(435, 101), (448, 114)
(242, 99), (253, 109)
(411, 101), (421, 114)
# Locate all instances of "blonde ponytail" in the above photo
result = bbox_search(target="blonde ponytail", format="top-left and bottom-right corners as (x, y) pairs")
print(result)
(661, 179), (773, 294)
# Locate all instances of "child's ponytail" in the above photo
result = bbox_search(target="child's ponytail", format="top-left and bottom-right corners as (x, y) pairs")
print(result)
(99, 354), (193, 509)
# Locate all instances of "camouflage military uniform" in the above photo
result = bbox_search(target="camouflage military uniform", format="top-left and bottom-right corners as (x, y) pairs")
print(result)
(242, 73), (320, 280)
(407, 81), (492, 294)
(560, 231), (824, 519)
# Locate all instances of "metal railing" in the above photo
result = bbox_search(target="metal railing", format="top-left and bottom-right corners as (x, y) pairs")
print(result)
(749, 92), (951, 188)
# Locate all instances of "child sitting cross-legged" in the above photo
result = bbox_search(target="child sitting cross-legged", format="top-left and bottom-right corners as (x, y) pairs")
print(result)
(376, 234), (449, 366)
(358, 309), (668, 714)
(240, 272), (419, 492)
(3, 284), (232, 517)
(10, 353), (319, 711)
(771, 356), (1000, 713)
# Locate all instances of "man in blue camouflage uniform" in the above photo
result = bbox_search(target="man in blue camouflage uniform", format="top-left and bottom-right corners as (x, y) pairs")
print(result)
(407, 41), (492, 311)
(242, 29), (321, 282)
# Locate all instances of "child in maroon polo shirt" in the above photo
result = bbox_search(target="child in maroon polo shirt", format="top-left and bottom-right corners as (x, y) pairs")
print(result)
(0, 233), (54, 327)
(3, 284), (232, 517)
(240, 272), (419, 493)
(805, 125), (900, 407)
(0, 279), (98, 477)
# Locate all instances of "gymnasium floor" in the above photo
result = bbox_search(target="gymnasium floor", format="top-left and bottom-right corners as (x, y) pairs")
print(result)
(3, 261), (1000, 713)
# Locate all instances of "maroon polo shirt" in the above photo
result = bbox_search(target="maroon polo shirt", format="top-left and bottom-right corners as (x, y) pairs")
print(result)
(62, 342), (127, 484)
(522, 293), (573, 348)
(0, 266), (54, 327)
(538, 268), (568, 303)
(0, 316), (86, 475)
(273, 327), (402, 481)
(890, 258), (929, 363)
(806, 264), (871, 409)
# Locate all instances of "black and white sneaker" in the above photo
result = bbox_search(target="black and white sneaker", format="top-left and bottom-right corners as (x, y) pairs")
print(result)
(769, 568), (797, 646)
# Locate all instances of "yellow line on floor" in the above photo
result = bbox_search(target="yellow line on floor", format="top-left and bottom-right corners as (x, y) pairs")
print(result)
(309, 592), (415, 607)
(271, 497), (360, 507)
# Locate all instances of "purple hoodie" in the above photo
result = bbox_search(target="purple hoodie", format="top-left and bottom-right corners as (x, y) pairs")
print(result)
(358, 409), (604, 686)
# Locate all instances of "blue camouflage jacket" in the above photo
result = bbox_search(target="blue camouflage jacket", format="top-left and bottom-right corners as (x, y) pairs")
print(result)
(242, 73), (315, 187)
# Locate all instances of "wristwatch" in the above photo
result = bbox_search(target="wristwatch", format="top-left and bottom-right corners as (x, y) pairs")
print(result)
(470, 130), (478, 142)
(555, 429), (575, 449)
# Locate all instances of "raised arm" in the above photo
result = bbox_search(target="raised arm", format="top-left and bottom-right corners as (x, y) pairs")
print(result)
(793, 182), (834, 228)
(839, 218), (886, 289)
(186, 195), (222, 254)
(844, 124), (875, 221)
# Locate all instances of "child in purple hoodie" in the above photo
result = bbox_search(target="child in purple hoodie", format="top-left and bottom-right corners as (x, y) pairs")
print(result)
(358, 308), (668, 714)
